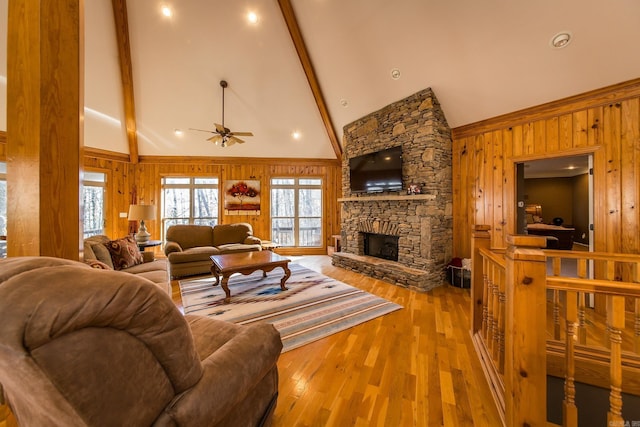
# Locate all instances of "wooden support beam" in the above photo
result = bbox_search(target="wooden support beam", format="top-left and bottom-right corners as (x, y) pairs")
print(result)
(111, 0), (139, 164)
(6, 0), (84, 259)
(276, 0), (342, 160)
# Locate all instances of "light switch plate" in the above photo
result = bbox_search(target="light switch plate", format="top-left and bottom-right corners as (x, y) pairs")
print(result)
(119, 212), (128, 218)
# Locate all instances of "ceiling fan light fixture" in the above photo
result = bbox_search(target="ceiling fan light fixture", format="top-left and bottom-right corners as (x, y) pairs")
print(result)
(190, 80), (253, 147)
(550, 32), (572, 49)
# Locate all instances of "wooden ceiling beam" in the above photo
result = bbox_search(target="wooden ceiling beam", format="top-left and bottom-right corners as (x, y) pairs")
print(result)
(277, 0), (342, 160)
(111, 0), (139, 164)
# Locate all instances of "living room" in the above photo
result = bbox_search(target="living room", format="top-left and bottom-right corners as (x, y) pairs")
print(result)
(2, 1), (640, 426)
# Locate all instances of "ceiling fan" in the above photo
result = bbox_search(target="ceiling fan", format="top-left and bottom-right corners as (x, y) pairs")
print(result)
(190, 80), (253, 147)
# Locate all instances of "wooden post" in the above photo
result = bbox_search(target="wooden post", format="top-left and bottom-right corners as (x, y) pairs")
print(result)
(471, 225), (491, 334)
(633, 262), (640, 354)
(551, 257), (561, 340)
(563, 291), (578, 427)
(504, 234), (547, 426)
(497, 267), (506, 373)
(607, 295), (625, 424)
(577, 258), (589, 345)
(7, 0), (84, 259)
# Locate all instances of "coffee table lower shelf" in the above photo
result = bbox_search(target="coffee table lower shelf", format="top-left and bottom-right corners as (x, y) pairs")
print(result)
(210, 251), (291, 303)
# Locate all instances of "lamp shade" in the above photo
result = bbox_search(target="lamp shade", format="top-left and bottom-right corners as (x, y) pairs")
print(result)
(128, 204), (156, 221)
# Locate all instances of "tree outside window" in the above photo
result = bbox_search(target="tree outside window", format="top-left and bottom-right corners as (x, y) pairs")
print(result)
(82, 171), (107, 238)
(270, 177), (322, 247)
(0, 162), (6, 257)
(161, 177), (219, 238)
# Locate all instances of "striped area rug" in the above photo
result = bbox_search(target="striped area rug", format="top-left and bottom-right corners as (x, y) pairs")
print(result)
(179, 263), (402, 352)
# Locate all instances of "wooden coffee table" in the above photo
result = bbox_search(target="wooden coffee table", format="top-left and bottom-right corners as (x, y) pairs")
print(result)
(210, 251), (291, 303)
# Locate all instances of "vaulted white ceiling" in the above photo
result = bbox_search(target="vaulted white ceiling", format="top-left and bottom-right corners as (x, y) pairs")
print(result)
(2, 0), (640, 159)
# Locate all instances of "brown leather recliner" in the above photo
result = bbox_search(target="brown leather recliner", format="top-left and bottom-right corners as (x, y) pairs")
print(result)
(0, 256), (282, 427)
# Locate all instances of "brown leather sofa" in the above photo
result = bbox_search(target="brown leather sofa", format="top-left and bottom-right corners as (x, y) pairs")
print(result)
(83, 234), (170, 294)
(165, 223), (262, 279)
(0, 256), (282, 427)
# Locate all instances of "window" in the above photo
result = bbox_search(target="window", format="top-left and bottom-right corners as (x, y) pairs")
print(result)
(1, 165), (108, 247)
(161, 177), (219, 238)
(271, 177), (322, 247)
(82, 171), (107, 238)
(0, 162), (5, 258)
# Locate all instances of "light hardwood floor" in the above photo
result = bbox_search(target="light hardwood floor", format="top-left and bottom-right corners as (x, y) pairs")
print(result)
(172, 255), (502, 426)
(1, 255), (501, 427)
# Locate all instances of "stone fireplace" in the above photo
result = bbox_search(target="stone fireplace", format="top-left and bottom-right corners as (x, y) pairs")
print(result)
(332, 88), (453, 292)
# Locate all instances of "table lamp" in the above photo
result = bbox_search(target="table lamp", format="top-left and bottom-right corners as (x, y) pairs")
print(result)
(128, 204), (156, 243)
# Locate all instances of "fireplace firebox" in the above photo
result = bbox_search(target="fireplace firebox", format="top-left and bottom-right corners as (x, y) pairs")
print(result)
(363, 233), (399, 262)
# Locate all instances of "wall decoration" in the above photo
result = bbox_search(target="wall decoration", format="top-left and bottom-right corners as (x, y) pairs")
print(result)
(407, 183), (422, 195)
(224, 180), (261, 215)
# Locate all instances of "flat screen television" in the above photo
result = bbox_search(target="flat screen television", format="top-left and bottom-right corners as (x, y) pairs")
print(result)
(349, 146), (403, 193)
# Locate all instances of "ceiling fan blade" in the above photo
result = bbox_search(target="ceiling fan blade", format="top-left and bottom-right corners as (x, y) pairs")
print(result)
(189, 128), (216, 134)
(229, 131), (253, 137)
(214, 123), (226, 133)
(207, 135), (223, 143)
(228, 136), (245, 144)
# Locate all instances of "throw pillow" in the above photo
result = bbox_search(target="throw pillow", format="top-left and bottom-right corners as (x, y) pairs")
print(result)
(105, 236), (144, 270)
(84, 260), (113, 270)
(91, 243), (115, 270)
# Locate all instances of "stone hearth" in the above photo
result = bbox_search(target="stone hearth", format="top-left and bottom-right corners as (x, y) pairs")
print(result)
(332, 88), (452, 292)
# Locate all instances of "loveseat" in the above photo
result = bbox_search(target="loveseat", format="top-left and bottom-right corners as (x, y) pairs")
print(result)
(83, 235), (170, 294)
(0, 256), (282, 426)
(165, 223), (262, 279)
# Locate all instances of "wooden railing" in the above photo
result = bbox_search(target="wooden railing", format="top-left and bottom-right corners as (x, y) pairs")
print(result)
(471, 225), (640, 427)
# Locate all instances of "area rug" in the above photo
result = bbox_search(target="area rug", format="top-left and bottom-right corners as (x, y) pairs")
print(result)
(179, 263), (402, 352)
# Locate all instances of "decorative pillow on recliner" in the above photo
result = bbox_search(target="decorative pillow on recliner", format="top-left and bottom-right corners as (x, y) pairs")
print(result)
(104, 236), (143, 270)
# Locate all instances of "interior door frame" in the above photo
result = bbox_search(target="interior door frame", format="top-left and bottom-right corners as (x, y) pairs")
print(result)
(509, 146), (599, 252)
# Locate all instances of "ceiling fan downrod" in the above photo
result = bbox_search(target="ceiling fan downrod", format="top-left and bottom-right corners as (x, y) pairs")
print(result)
(220, 80), (227, 129)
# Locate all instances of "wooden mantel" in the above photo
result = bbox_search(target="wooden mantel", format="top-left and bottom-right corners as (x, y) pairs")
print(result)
(338, 194), (437, 202)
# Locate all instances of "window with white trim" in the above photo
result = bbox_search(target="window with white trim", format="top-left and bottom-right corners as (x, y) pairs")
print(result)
(161, 177), (219, 238)
(270, 177), (322, 247)
(82, 171), (107, 238)
(0, 162), (6, 257)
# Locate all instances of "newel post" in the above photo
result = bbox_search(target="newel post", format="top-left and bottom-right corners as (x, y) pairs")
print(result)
(471, 225), (491, 334)
(504, 234), (548, 426)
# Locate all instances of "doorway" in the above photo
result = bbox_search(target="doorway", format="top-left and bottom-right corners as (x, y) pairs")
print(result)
(516, 154), (593, 251)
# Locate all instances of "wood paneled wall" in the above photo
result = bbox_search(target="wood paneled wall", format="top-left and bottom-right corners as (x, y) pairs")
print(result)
(452, 78), (640, 259)
(1, 132), (341, 254)
(83, 154), (342, 255)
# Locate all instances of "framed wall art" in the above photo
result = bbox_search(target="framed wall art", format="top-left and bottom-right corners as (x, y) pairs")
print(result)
(224, 180), (261, 215)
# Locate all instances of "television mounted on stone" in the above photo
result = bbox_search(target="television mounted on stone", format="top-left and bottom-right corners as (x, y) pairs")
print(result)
(349, 146), (403, 193)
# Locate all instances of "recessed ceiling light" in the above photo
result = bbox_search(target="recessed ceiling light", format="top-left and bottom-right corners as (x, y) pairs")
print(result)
(247, 11), (258, 24)
(391, 68), (401, 80)
(550, 32), (572, 49)
(292, 131), (301, 140)
(340, 99), (348, 107)
(174, 129), (183, 136)
(161, 6), (172, 17)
